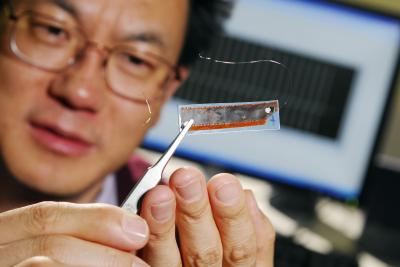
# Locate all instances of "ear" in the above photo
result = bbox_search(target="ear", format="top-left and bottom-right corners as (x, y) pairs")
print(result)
(162, 66), (190, 102)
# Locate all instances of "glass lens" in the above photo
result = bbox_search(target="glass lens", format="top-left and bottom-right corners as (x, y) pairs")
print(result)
(13, 13), (77, 70)
(11, 13), (174, 102)
(106, 48), (171, 101)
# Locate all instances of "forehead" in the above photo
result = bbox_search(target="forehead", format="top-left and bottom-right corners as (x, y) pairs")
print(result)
(14, 0), (189, 54)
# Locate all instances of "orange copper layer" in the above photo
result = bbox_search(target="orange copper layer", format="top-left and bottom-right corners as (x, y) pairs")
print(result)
(190, 118), (268, 131)
(181, 101), (279, 112)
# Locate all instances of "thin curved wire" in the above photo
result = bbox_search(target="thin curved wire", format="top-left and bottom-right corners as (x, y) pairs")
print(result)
(198, 54), (292, 108)
(144, 98), (152, 125)
(140, 90), (152, 125)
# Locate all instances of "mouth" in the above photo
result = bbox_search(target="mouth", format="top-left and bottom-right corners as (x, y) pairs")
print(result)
(29, 121), (94, 157)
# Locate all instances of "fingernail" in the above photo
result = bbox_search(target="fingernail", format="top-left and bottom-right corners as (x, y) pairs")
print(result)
(215, 182), (241, 205)
(151, 200), (174, 222)
(122, 212), (148, 243)
(175, 176), (202, 202)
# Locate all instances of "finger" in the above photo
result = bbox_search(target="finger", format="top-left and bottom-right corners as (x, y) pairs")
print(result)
(245, 190), (275, 267)
(139, 185), (182, 267)
(14, 256), (71, 267)
(1, 234), (149, 267)
(207, 174), (257, 267)
(170, 167), (223, 267)
(0, 202), (149, 251)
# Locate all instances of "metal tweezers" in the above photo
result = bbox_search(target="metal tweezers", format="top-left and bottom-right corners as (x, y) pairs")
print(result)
(121, 119), (194, 214)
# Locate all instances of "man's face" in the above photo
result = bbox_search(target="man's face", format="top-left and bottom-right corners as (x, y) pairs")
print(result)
(0, 0), (188, 195)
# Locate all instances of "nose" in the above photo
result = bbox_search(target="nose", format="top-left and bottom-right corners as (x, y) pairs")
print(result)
(48, 46), (107, 114)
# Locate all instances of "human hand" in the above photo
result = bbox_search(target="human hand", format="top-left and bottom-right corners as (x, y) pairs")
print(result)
(0, 202), (150, 266)
(139, 167), (275, 267)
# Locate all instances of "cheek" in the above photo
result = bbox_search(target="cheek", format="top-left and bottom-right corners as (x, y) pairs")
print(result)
(101, 99), (154, 161)
(0, 55), (52, 135)
(0, 52), (52, 97)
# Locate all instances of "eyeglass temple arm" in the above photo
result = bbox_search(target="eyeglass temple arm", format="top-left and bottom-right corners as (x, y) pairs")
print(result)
(6, 0), (16, 20)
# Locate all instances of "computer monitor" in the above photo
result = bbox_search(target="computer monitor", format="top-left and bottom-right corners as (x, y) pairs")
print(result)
(142, 0), (400, 200)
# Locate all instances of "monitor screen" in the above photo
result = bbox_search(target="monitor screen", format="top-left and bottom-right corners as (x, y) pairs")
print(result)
(142, 0), (400, 200)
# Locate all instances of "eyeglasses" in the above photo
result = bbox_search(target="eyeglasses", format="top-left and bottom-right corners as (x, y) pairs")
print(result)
(7, 9), (179, 103)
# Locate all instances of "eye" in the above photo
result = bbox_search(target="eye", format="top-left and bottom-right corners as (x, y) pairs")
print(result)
(35, 23), (67, 38)
(30, 19), (69, 46)
(118, 52), (154, 77)
(127, 55), (152, 73)
(45, 25), (64, 36)
(128, 55), (143, 65)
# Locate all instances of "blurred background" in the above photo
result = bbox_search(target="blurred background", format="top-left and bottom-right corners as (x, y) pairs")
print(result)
(139, 0), (400, 266)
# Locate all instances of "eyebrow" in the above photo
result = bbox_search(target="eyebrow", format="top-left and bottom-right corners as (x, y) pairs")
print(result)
(125, 32), (166, 49)
(43, 0), (167, 49)
(46, 0), (77, 17)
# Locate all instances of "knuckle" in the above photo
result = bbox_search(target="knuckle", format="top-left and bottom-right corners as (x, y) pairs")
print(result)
(91, 204), (120, 222)
(33, 234), (71, 260)
(187, 247), (222, 267)
(228, 242), (257, 265)
(34, 235), (59, 257)
(218, 204), (247, 225)
(148, 223), (175, 243)
(26, 202), (62, 234)
(104, 249), (120, 267)
(180, 201), (210, 224)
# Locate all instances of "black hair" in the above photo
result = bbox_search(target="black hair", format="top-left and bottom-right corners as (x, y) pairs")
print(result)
(0, 0), (233, 66)
(179, 0), (233, 66)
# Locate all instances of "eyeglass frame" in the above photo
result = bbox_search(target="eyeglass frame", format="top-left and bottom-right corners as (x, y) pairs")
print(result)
(4, 0), (181, 103)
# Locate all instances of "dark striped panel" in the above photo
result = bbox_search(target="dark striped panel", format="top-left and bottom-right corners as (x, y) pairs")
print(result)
(175, 35), (355, 139)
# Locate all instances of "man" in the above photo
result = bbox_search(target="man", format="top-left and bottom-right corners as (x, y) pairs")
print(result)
(0, 0), (275, 266)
